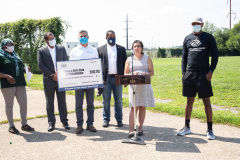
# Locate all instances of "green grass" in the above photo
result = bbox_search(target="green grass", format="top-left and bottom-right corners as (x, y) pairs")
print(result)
(24, 57), (240, 127)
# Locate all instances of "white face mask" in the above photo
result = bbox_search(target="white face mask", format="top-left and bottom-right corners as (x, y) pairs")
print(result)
(192, 25), (202, 33)
(5, 46), (14, 53)
(48, 39), (56, 47)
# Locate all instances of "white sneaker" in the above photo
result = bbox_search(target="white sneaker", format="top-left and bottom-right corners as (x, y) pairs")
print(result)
(177, 126), (191, 136)
(207, 129), (215, 140)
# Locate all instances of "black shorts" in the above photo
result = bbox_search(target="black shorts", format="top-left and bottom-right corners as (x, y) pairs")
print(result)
(182, 71), (213, 98)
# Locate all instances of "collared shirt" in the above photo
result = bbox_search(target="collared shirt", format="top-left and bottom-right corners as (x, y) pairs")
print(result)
(48, 46), (57, 71)
(107, 43), (117, 74)
(69, 44), (98, 60)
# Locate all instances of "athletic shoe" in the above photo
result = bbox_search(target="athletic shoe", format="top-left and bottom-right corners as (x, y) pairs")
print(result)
(207, 129), (215, 140)
(177, 126), (191, 136)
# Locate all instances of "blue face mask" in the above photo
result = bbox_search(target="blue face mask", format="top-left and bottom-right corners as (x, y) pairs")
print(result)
(79, 37), (88, 44)
(108, 38), (116, 45)
(192, 25), (202, 33)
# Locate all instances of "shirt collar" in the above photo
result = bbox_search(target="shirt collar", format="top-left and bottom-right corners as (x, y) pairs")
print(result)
(107, 43), (116, 48)
(47, 45), (55, 50)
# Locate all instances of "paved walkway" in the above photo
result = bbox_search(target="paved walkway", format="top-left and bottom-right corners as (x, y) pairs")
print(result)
(0, 89), (240, 160)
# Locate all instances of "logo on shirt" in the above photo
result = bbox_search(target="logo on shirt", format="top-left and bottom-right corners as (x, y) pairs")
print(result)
(190, 39), (201, 47)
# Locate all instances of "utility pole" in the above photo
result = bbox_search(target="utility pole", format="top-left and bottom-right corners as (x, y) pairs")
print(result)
(124, 14), (132, 49)
(227, 0), (236, 29)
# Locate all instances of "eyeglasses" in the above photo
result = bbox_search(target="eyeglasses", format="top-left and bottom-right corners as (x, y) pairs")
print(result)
(133, 45), (141, 48)
(5, 43), (14, 46)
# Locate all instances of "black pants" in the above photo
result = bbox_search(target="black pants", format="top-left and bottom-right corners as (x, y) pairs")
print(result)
(44, 83), (68, 125)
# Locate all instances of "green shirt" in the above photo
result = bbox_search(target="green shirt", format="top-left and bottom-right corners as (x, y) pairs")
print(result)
(0, 54), (26, 89)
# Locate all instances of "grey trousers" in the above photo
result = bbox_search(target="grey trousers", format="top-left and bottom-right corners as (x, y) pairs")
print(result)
(1, 86), (27, 127)
(75, 88), (95, 127)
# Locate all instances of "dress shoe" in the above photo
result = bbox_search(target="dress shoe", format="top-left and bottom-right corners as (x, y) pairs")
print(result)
(48, 124), (55, 132)
(117, 121), (123, 127)
(9, 126), (19, 134)
(75, 126), (83, 134)
(86, 125), (97, 132)
(63, 123), (70, 130)
(21, 124), (35, 131)
(102, 121), (109, 127)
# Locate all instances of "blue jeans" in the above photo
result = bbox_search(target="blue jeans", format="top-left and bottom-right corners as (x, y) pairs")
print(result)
(102, 76), (123, 122)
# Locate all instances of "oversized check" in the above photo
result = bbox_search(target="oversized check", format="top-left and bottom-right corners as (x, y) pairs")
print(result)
(57, 58), (103, 91)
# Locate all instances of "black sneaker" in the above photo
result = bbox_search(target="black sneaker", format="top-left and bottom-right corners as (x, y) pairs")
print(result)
(9, 126), (19, 134)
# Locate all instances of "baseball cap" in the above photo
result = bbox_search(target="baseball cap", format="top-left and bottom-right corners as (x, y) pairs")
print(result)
(192, 17), (203, 24)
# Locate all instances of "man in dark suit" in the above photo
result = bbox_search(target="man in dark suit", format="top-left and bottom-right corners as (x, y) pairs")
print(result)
(38, 32), (70, 132)
(98, 30), (127, 127)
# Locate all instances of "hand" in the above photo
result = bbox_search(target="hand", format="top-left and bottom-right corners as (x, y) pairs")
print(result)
(133, 72), (138, 75)
(141, 72), (149, 75)
(5, 75), (16, 84)
(206, 72), (213, 82)
(50, 71), (58, 82)
(24, 67), (31, 73)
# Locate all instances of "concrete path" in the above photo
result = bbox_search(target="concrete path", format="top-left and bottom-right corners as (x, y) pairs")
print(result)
(0, 89), (240, 160)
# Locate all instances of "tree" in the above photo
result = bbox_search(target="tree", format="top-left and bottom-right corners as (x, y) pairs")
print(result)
(0, 17), (70, 73)
(202, 21), (217, 35)
(226, 21), (240, 56)
(157, 47), (166, 58)
(213, 28), (230, 56)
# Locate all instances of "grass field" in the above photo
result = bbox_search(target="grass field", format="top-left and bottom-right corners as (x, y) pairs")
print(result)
(27, 56), (240, 127)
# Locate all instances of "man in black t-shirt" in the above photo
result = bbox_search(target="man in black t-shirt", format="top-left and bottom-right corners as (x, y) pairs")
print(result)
(177, 17), (219, 140)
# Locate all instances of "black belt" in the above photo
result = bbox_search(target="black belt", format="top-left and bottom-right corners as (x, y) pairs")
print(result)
(108, 74), (116, 77)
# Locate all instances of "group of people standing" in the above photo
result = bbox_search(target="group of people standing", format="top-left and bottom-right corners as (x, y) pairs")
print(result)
(0, 17), (218, 140)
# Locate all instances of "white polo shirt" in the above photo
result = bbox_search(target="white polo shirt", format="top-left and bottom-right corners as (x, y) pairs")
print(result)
(48, 46), (57, 71)
(107, 43), (117, 74)
(69, 44), (99, 60)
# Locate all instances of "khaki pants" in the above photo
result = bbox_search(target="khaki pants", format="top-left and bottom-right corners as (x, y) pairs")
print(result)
(1, 86), (27, 127)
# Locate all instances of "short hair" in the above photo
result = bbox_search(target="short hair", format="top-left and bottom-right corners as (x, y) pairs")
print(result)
(44, 32), (53, 40)
(132, 40), (144, 55)
(79, 30), (88, 36)
(106, 30), (115, 37)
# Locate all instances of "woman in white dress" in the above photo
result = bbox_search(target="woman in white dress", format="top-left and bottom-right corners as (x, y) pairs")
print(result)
(124, 40), (155, 137)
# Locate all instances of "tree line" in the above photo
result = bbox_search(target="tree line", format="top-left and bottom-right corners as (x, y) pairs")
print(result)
(157, 21), (240, 58)
(0, 17), (70, 73)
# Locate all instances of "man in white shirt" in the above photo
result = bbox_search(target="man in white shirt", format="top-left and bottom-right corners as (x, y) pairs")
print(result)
(70, 30), (98, 134)
(98, 30), (127, 127)
(38, 32), (69, 132)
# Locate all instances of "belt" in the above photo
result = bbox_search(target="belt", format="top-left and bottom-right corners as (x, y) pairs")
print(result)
(108, 74), (116, 77)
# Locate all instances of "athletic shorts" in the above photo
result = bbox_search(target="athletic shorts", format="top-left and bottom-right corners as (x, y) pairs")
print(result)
(182, 71), (213, 98)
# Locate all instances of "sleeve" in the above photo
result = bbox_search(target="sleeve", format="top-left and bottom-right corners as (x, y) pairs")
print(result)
(122, 47), (127, 69)
(37, 49), (54, 77)
(209, 35), (219, 72)
(181, 38), (188, 75)
(63, 47), (68, 61)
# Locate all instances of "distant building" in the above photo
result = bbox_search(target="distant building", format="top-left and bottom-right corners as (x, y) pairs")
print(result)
(65, 42), (98, 56)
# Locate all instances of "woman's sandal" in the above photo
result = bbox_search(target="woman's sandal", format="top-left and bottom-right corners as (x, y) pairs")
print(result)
(21, 124), (35, 131)
(128, 132), (134, 138)
(137, 130), (144, 136)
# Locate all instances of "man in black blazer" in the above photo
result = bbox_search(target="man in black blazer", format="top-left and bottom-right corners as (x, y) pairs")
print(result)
(98, 30), (127, 127)
(38, 32), (70, 132)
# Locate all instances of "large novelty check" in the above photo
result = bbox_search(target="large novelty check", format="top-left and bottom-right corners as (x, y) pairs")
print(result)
(57, 58), (103, 92)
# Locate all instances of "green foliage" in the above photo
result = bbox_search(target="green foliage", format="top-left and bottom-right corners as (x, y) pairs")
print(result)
(170, 48), (182, 57)
(0, 17), (70, 73)
(213, 28), (230, 56)
(202, 21), (218, 35)
(226, 21), (240, 56)
(157, 47), (166, 58)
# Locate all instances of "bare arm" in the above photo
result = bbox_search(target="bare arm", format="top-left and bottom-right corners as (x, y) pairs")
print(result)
(0, 73), (16, 84)
(124, 58), (130, 75)
(147, 56), (154, 76)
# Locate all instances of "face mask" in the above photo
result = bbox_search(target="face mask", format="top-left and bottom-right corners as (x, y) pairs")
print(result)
(48, 39), (56, 47)
(192, 25), (202, 33)
(5, 46), (14, 53)
(79, 37), (88, 44)
(108, 38), (116, 45)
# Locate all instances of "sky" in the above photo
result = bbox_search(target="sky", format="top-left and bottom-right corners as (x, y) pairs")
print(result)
(1, 0), (240, 49)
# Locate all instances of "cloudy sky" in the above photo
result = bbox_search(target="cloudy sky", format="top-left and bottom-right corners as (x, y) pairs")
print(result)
(1, 0), (240, 48)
